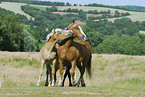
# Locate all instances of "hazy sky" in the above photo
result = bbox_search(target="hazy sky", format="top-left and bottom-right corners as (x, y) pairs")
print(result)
(41, 0), (145, 7)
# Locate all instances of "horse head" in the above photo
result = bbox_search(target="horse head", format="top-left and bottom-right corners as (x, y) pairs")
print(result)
(66, 19), (86, 41)
(46, 28), (73, 41)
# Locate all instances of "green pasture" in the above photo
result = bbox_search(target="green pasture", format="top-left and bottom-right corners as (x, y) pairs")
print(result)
(0, 52), (145, 96)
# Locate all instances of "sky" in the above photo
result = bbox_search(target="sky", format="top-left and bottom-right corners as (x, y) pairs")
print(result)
(40, 0), (145, 7)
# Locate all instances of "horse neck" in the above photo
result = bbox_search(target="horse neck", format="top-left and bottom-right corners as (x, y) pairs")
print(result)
(60, 37), (74, 49)
(46, 36), (57, 52)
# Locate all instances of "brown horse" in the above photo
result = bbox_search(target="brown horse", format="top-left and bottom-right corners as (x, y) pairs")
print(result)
(57, 19), (92, 87)
(36, 28), (73, 87)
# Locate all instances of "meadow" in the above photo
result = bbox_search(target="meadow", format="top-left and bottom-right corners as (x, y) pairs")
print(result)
(0, 51), (145, 96)
(0, 2), (31, 19)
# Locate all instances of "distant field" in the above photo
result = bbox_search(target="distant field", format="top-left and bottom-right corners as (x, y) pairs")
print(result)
(1, 2), (145, 22)
(140, 30), (145, 34)
(31, 5), (145, 22)
(0, 2), (32, 19)
(0, 51), (145, 96)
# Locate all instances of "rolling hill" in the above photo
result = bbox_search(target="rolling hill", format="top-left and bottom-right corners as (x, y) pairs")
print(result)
(120, 5), (145, 11)
(1, 2), (145, 22)
(0, 2), (31, 19)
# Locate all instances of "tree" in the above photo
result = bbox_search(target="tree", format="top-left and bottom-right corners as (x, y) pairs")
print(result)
(83, 27), (104, 53)
(94, 35), (120, 54)
(0, 12), (37, 51)
(78, 9), (86, 20)
(73, 4), (77, 6)
(114, 10), (120, 17)
(66, 2), (71, 6)
(79, 4), (82, 6)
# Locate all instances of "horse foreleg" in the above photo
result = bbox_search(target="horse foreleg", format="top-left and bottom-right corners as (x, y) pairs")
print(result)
(71, 61), (76, 86)
(58, 58), (64, 86)
(67, 66), (72, 86)
(61, 66), (72, 87)
(37, 59), (45, 86)
(47, 64), (52, 87)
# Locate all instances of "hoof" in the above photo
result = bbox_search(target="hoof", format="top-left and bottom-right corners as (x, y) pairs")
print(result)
(51, 83), (55, 87)
(72, 82), (77, 86)
(36, 84), (40, 87)
(69, 84), (73, 87)
(58, 84), (64, 87)
(45, 84), (48, 86)
(81, 83), (86, 87)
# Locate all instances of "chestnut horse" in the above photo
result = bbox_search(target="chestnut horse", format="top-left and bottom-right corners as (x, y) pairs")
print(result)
(57, 19), (92, 87)
(36, 28), (73, 87)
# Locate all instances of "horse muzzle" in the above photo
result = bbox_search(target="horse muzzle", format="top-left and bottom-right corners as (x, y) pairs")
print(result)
(67, 31), (73, 36)
(79, 35), (85, 41)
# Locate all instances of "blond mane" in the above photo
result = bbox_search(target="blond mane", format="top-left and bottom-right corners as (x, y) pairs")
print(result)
(67, 21), (84, 30)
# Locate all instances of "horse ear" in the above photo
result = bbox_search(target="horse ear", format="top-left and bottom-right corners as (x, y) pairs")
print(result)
(52, 29), (56, 34)
(65, 27), (68, 30)
(72, 19), (75, 23)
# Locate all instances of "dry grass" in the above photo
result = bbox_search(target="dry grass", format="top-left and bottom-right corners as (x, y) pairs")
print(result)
(0, 51), (145, 96)
(0, 51), (145, 88)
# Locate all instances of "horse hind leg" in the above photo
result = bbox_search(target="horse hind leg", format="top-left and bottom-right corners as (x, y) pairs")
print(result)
(37, 59), (45, 86)
(76, 63), (85, 87)
(81, 76), (86, 87)
(51, 59), (58, 86)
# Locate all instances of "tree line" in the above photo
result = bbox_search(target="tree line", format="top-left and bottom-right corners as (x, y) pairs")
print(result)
(47, 7), (130, 21)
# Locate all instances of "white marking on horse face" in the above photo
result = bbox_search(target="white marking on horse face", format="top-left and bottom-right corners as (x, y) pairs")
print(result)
(46, 32), (54, 41)
(64, 30), (73, 33)
(46, 28), (63, 41)
(78, 26), (86, 40)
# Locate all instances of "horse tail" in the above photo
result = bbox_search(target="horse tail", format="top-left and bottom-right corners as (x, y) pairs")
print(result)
(86, 54), (92, 79)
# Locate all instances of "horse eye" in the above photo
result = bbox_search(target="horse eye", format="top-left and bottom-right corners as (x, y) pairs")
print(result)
(75, 28), (78, 30)
(59, 32), (62, 34)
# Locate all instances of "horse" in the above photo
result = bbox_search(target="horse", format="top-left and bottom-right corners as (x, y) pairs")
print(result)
(57, 19), (92, 87)
(36, 28), (73, 87)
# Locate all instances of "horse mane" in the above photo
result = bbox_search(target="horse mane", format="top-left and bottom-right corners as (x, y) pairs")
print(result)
(67, 21), (84, 29)
(59, 36), (74, 46)
(46, 28), (63, 41)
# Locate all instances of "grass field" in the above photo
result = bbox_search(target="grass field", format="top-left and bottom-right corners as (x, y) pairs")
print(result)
(0, 51), (145, 96)
(0, 2), (32, 19)
(30, 5), (145, 22)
